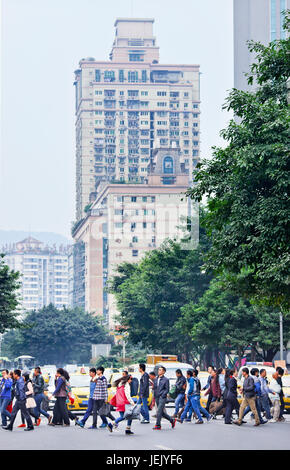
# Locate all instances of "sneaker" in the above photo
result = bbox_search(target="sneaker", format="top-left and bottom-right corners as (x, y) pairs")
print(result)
(75, 420), (84, 428)
(253, 423), (260, 426)
(195, 420), (203, 424)
(88, 426), (97, 429)
(171, 418), (177, 429)
(141, 419), (150, 424)
(36, 418), (41, 426)
(233, 420), (242, 426)
(269, 419), (278, 423)
(107, 423), (113, 433)
(48, 422), (56, 426)
(278, 417), (285, 422)
(24, 427), (34, 431)
(260, 420), (268, 424)
(125, 429), (134, 435)
(207, 415), (213, 421)
(185, 418), (191, 422)
(113, 422), (118, 429)
(99, 423), (107, 428)
(153, 425), (161, 430)
(2, 426), (12, 431)
(18, 424), (26, 428)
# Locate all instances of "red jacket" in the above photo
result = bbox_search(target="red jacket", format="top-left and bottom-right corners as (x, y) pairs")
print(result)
(110, 384), (130, 412)
(205, 376), (221, 398)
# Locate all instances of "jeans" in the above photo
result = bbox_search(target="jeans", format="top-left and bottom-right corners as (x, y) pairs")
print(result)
(181, 395), (207, 422)
(115, 411), (132, 427)
(155, 397), (172, 427)
(137, 396), (150, 421)
(0, 398), (11, 426)
(260, 394), (272, 420)
(34, 393), (50, 419)
(80, 398), (94, 425)
(8, 399), (34, 429)
(174, 393), (185, 415)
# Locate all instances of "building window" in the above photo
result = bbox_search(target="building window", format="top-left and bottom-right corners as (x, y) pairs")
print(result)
(104, 70), (115, 82)
(132, 250), (138, 257)
(142, 70), (147, 82)
(132, 236), (138, 243)
(129, 52), (144, 62)
(95, 70), (101, 82)
(128, 71), (138, 82)
(163, 156), (174, 174)
(119, 70), (125, 82)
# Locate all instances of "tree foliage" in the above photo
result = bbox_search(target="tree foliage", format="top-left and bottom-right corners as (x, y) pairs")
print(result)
(186, 23), (290, 310)
(0, 254), (21, 334)
(2, 304), (112, 365)
(108, 227), (212, 358)
(178, 279), (290, 364)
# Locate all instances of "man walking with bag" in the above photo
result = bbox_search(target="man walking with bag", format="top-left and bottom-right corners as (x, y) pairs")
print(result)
(233, 367), (260, 427)
(153, 366), (176, 430)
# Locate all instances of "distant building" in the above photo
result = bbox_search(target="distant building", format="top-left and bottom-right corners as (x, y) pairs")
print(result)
(72, 145), (195, 328)
(2, 237), (69, 313)
(234, 0), (289, 91)
(74, 17), (200, 221)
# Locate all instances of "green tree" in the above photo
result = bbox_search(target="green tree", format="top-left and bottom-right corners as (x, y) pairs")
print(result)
(2, 304), (112, 365)
(0, 254), (21, 334)
(186, 23), (290, 310)
(108, 226), (212, 359)
(178, 279), (290, 366)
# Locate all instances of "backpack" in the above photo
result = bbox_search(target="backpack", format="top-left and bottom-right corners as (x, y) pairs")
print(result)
(130, 377), (139, 397)
(194, 377), (201, 394)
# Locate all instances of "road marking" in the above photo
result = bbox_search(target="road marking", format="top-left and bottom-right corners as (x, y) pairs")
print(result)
(155, 444), (173, 450)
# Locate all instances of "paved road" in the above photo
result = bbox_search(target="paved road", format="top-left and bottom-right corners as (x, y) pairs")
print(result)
(1, 411), (290, 450)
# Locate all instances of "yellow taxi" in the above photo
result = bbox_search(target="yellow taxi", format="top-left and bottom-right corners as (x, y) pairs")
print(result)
(66, 373), (91, 413)
(282, 375), (290, 412)
(108, 372), (153, 407)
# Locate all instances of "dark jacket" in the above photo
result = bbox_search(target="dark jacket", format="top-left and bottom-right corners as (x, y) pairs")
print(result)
(224, 377), (237, 399)
(175, 375), (186, 394)
(242, 376), (256, 398)
(15, 377), (26, 401)
(139, 372), (149, 398)
(154, 375), (169, 400)
(277, 376), (284, 398)
(32, 374), (45, 394)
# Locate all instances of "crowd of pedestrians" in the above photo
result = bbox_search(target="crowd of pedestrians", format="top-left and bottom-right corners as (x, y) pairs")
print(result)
(0, 363), (287, 434)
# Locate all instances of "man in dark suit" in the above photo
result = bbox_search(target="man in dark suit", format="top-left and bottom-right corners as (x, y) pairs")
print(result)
(153, 366), (176, 430)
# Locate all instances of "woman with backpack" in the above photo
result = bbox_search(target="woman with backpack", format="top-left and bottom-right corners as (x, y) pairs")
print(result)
(49, 368), (70, 426)
(109, 374), (135, 435)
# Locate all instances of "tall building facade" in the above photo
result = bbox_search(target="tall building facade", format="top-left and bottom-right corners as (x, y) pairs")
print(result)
(234, 0), (289, 91)
(3, 237), (69, 313)
(74, 18), (200, 221)
(72, 145), (194, 328)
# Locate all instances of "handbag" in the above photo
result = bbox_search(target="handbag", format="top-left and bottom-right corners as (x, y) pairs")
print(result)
(98, 402), (111, 416)
(124, 404), (141, 420)
(169, 385), (178, 400)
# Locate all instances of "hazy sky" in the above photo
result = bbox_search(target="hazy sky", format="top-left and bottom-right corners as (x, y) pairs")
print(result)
(1, 0), (233, 239)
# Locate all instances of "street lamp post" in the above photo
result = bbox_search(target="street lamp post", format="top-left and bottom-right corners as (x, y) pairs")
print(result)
(280, 311), (284, 361)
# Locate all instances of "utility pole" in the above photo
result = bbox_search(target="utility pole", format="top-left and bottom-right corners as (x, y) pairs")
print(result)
(280, 311), (284, 361)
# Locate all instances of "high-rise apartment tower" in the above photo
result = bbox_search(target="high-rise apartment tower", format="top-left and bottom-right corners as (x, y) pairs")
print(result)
(74, 18), (200, 221)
